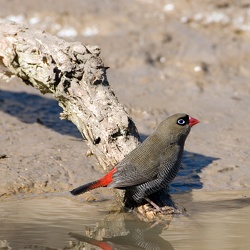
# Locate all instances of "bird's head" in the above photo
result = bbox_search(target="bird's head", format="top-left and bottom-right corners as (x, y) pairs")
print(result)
(156, 113), (199, 145)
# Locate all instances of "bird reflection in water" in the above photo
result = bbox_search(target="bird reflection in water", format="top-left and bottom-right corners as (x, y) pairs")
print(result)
(69, 212), (174, 250)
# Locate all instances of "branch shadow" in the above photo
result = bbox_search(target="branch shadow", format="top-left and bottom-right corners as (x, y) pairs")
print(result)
(0, 89), (82, 138)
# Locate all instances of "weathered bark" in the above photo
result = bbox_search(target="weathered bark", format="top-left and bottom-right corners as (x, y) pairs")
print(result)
(0, 21), (140, 170)
(0, 21), (178, 219)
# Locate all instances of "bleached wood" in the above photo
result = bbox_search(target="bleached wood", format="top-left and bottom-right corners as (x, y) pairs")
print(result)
(0, 21), (140, 170)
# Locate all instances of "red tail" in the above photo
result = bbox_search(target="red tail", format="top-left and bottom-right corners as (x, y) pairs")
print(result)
(70, 167), (117, 196)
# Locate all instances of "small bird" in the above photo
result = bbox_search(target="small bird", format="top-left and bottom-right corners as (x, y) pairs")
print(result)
(70, 113), (199, 209)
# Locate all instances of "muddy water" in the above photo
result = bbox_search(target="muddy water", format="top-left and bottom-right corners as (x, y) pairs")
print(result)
(1, 191), (250, 250)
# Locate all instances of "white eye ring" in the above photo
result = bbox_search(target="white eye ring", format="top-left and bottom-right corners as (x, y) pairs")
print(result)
(177, 118), (186, 125)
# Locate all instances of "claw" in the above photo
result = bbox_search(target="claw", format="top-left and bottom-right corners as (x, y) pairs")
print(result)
(144, 197), (162, 212)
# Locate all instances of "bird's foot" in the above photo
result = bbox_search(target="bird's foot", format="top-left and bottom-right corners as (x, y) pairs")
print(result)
(144, 197), (162, 212)
(136, 203), (175, 222)
(144, 198), (176, 215)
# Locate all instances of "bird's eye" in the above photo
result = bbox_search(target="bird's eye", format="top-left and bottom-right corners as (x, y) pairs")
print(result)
(177, 118), (186, 126)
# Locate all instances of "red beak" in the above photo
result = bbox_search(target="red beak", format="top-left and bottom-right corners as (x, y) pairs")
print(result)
(189, 116), (199, 127)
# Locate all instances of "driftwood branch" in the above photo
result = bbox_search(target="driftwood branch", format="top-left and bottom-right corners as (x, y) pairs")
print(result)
(0, 21), (140, 170)
(0, 21), (178, 220)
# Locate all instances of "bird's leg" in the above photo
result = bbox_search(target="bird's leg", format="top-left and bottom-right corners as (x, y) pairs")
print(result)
(144, 197), (162, 212)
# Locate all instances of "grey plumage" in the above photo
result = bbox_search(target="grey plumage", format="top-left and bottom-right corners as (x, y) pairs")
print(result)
(110, 113), (192, 203)
(70, 113), (199, 208)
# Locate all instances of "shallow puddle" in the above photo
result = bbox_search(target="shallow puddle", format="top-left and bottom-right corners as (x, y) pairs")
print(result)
(0, 190), (250, 250)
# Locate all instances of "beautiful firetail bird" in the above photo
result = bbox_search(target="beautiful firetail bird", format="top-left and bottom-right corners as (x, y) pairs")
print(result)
(70, 113), (199, 209)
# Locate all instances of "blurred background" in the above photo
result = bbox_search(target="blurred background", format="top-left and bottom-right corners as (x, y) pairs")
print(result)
(1, 1), (250, 249)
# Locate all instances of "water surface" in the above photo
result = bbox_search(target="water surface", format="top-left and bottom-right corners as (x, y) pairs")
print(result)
(1, 191), (250, 250)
